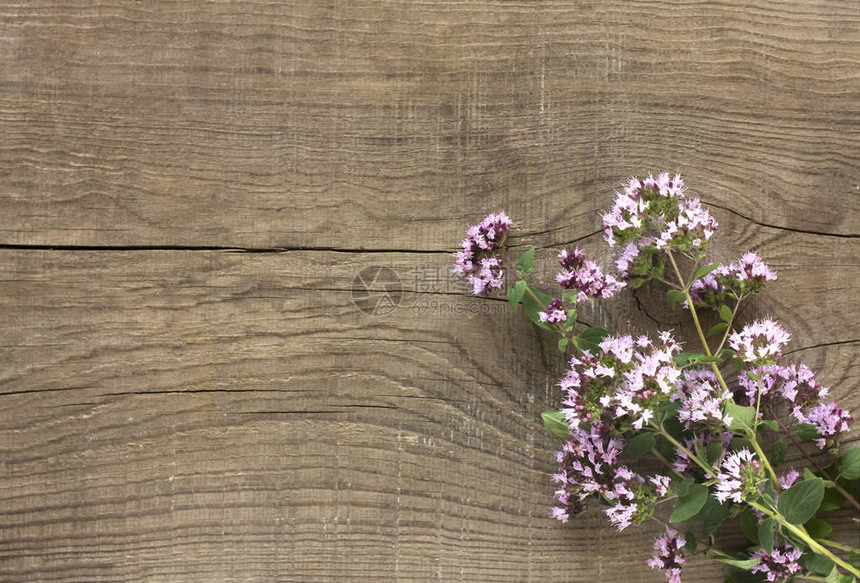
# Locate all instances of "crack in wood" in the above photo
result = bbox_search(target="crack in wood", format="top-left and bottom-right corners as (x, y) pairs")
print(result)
(702, 200), (860, 239)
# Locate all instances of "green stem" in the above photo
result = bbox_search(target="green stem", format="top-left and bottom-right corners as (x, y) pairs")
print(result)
(820, 539), (860, 553)
(747, 380), (780, 489)
(713, 297), (743, 356)
(667, 250), (733, 397)
(651, 423), (714, 476)
(754, 378), (763, 427)
(656, 276), (683, 289)
(667, 251), (713, 358)
(747, 501), (860, 578)
(651, 448), (683, 480)
(668, 250), (781, 489)
(747, 432), (781, 492)
(503, 255), (573, 341)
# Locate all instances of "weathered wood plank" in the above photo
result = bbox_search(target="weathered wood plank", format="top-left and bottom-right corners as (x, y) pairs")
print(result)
(1, 0), (858, 581)
(0, 0), (858, 248)
(0, 239), (856, 581)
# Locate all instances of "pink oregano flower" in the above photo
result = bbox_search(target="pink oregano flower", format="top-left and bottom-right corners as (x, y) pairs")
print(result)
(451, 173), (858, 582)
(751, 543), (803, 582)
(728, 319), (791, 365)
(555, 247), (624, 303)
(647, 528), (686, 583)
(714, 449), (766, 504)
(453, 212), (512, 297)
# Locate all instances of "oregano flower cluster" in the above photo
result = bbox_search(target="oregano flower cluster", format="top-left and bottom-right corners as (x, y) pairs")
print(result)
(451, 173), (859, 583)
(452, 211), (512, 297)
(559, 332), (681, 431)
(688, 252), (777, 308)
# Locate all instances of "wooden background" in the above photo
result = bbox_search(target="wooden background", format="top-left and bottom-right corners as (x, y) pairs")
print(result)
(1, 1), (858, 581)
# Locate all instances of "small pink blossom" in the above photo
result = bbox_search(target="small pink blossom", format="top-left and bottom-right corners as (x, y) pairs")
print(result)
(555, 247), (624, 302)
(778, 469), (800, 490)
(539, 298), (567, 324)
(469, 257), (504, 297)
(715, 449), (766, 504)
(673, 369), (733, 430)
(751, 544), (803, 582)
(453, 212), (512, 296)
(728, 319), (791, 365)
(793, 401), (853, 449)
(647, 528), (686, 583)
(688, 252), (777, 308)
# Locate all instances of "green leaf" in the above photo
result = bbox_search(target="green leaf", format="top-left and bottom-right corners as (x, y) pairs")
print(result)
(795, 423), (821, 441)
(662, 416), (685, 444)
(758, 419), (779, 432)
(770, 439), (788, 466)
(804, 553), (836, 576)
(667, 289), (687, 308)
(670, 484), (709, 523)
(778, 478), (825, 525)
(758, 517), (774, 553)
(562, 291), (579, 305)
(707, 440), (723, 466)
(507, 279), (527, 309)
(740, 508), (760, 545)
(849, 550), (860, 570)
(697, 494), (729, 536)
(521, 286), (554, 331)
(659, 434), (676, 461)
(694, 439), (708, 464)
(684, 531), (697, 553)
(576, 327), (609, 354)
(557, 337), (569, 353)
(677, 352), (723, 366)
(690, 263), (720, 284)
(838, 446), (860, 480)
(806, 518), (833, 540)
(840, 474), (860, 506)
(655, 400), (683, 428)
(708, 322), (729, 338)
(827, 566), (842, 583)
(818, 487), (846, 512)
(724, 400), (757, 435)
(722, 565), (768, 583)
(720, 303), (734, 323)
(624, 432), (656, 462)
(692, 355), (723, 364)
(762, 482), (777, 507)
(516, 248), (535, 277)
(714, 556), (761, 570)
(540, 410), (569, 439)
(673, 477), (695, 498)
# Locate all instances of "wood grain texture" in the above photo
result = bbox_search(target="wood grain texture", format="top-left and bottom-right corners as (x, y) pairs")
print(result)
(0, 239), (857, 582)
(0, 0), (858, 248)
(0, 0), (858, 581)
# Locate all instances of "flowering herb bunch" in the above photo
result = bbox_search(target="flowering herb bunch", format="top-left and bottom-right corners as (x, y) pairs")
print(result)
(453, 174), (860, 583)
